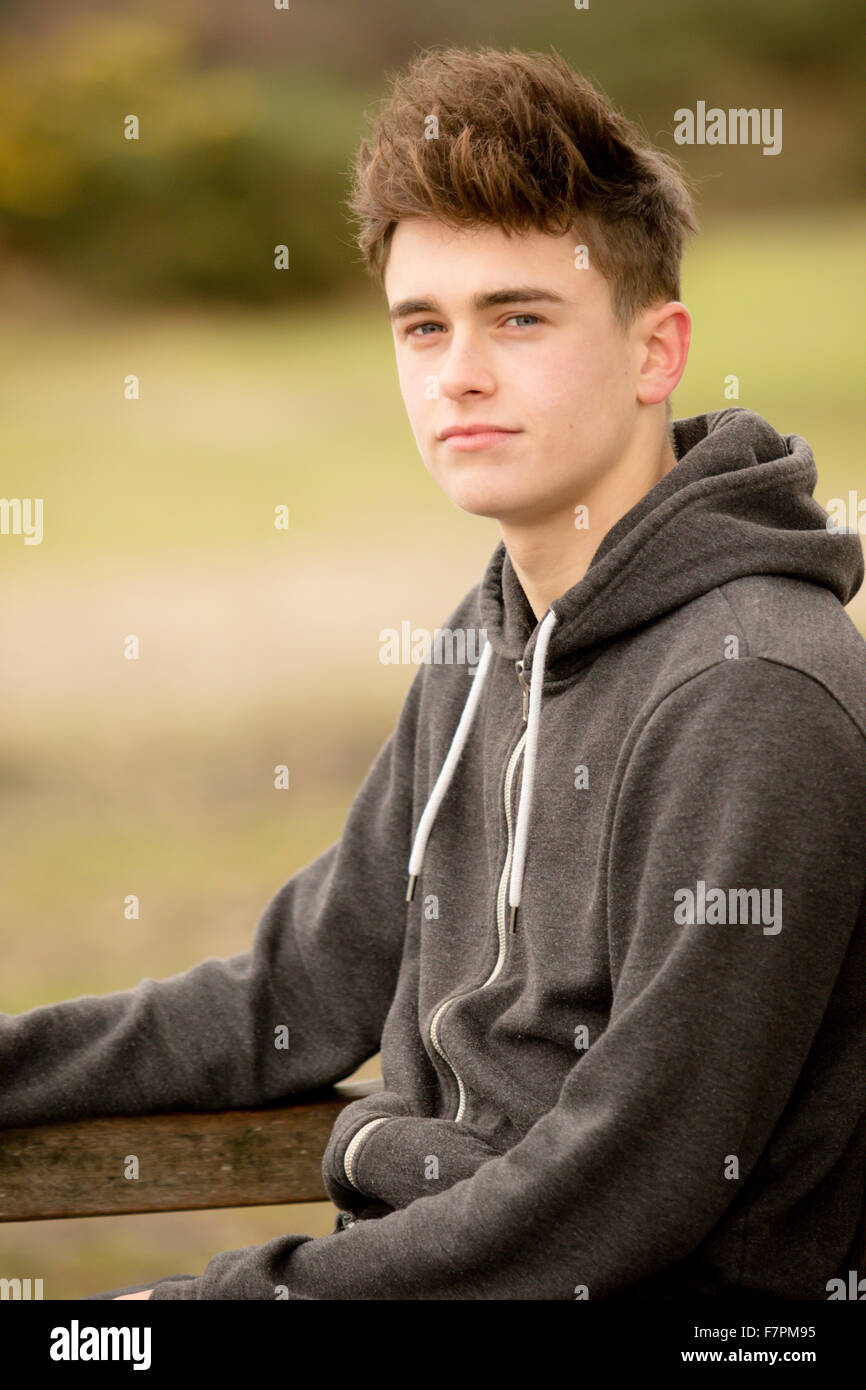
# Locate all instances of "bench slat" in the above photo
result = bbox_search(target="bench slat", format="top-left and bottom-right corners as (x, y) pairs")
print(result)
(0, 1078), (383, 1222)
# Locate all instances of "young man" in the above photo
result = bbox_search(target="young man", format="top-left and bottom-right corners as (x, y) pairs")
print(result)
(5, 45), (866, 1302)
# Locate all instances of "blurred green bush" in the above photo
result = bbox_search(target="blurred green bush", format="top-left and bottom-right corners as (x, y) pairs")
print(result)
(0, 16), (366, 302)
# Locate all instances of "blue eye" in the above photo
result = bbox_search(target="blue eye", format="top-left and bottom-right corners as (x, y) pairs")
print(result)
(404, 313), (541, 338)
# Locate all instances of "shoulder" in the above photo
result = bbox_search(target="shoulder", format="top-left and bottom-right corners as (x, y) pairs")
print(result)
(634, 653), (866, 788)
(715, 575), (866, 740)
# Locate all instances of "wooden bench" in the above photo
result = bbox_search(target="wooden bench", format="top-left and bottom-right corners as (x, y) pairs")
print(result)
(0, 1077), (383, 1222)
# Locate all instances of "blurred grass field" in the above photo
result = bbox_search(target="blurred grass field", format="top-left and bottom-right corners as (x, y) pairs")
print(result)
(1, 206), (864, 1297)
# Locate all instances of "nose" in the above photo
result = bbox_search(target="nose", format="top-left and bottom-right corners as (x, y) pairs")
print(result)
(435, 329), (496, 400)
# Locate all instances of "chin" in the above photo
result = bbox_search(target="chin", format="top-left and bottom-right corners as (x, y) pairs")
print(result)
(429, 464), (514, 513)
(436, 476), (507, 513)
(444, 487), (540, 522)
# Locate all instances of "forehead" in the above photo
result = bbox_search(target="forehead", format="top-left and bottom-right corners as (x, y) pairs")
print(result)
(383, 217), (610, 310)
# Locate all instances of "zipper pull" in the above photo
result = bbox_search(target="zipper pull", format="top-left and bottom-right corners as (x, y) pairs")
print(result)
(515, 659), (530, 721)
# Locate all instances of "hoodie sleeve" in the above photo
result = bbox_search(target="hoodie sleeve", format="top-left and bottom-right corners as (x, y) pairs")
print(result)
(321, 1090), (507, 1216)
(148, 655), (866, 1299)
(0, 667), (426, 1130)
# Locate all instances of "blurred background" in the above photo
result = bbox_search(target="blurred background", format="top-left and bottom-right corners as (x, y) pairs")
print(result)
(1, 0), (863, 1298)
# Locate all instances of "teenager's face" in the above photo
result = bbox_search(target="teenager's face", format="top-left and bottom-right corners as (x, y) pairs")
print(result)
(383, 218), (664, 526)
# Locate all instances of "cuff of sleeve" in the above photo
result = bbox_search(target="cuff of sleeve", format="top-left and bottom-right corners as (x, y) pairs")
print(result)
(149, 1279), (201, 1300)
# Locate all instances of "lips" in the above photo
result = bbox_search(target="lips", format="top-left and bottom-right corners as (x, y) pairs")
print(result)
(438, 423), (519, 440)
(438, 425), (522, 453)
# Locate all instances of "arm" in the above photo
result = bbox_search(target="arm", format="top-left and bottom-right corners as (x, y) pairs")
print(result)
(0, 665), (426, 1129)
(148, 657), (866, 1298)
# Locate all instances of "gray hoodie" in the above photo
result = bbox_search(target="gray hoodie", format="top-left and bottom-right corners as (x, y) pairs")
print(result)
(3, 407), (866, 1300)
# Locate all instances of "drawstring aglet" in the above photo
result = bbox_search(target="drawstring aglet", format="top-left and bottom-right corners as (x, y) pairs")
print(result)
(509, 904), (518, 934)
(406, 874), (418, 903)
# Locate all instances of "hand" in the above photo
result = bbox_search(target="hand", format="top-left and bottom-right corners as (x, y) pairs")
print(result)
(113, 1289), (153, 1300)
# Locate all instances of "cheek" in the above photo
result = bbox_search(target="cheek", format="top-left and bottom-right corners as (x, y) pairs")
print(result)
(525, 358), (592, 431)
(534, 343), (621, 420)
(397, 357), (434, 420)
(394, 352), (412, 403)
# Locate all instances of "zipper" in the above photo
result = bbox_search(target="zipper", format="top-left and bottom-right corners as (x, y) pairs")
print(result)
(515, 658), (531, 720)
(427, 659), (530, 1123)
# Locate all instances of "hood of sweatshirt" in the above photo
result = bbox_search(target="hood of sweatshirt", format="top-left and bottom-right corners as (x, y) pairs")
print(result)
(480, 406), (863, 673)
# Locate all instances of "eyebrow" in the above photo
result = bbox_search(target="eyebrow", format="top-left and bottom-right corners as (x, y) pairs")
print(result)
(387, 286), (567, 322)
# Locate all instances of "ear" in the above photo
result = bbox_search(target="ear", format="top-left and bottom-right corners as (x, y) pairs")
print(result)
(635, 301), (691, 407)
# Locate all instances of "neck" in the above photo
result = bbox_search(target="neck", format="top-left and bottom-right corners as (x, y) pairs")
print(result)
(501, 418), (678, 621)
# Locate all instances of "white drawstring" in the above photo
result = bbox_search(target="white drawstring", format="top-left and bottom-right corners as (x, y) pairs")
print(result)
(508, 608), (557, 931)
(405, 608), (558, 931)
(406, 639), (494, 902)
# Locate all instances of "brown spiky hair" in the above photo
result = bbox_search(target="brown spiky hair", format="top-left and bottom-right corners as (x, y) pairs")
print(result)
(346, 44), (699, 345)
